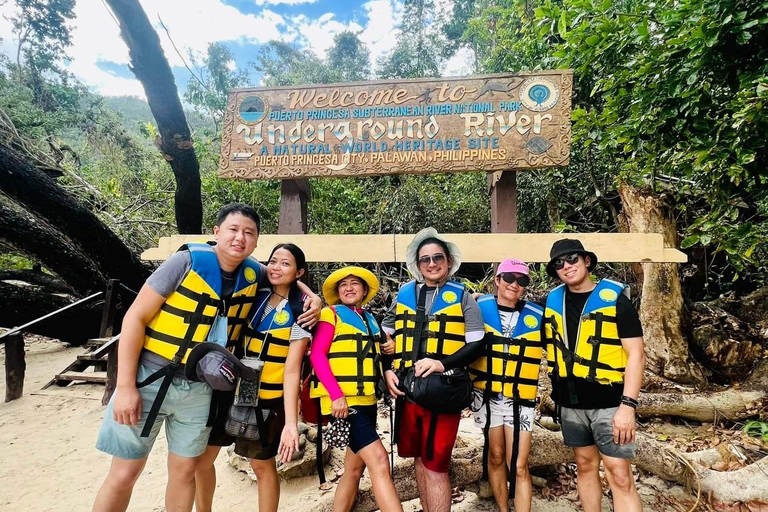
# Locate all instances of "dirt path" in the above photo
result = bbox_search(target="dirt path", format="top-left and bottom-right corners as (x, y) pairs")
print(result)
(0, 341), (696, 511)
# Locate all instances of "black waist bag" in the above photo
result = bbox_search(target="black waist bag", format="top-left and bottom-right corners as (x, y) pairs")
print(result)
(401, 367), (472, 414)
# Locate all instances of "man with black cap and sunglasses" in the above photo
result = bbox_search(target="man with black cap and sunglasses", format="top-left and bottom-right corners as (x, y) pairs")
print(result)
(543, 239), (645, 512)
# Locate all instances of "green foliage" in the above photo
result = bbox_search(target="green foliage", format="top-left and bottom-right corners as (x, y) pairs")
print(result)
(185, 43), (249, 128)
(9, 0), (75, 73)
(0, 253), (35, 270)
(743, 419), (768, 442)
(378, 0), (444, 78)
(472, 0), (768, 290)
(326, 32), (371, 82)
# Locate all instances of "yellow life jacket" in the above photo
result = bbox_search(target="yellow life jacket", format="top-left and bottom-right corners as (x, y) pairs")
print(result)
(243, 291), (306, 401)
(143, 243), (261, 364)
(310, 305), (382, 400)
(392, 280), (466, 371)
(469, 296), (544, 402)
(544, 279), (629, 385)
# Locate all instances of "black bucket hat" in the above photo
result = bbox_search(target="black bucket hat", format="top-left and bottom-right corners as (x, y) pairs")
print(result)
(184, 343), (260, 391)
(546, 239), (598, 279)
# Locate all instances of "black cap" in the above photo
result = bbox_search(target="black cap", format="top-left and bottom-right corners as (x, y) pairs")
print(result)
(546, 239), (598, 279)
(184, 343), (259, 391)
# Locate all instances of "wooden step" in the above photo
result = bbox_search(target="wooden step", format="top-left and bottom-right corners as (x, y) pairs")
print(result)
(54, 371), (107, 384)
(85, 337), (112, 349)
(77, 354), (107, 362)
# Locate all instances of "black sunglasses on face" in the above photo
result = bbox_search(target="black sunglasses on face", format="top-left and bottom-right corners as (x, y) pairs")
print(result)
(418, 253), (446, 266)
(553, 253), (582, 270)
(499, 273), (530, 287)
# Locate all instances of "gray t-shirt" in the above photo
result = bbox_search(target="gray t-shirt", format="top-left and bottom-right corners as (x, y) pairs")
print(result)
(140, 250), (267, 373)
(381, 281), (485, 343)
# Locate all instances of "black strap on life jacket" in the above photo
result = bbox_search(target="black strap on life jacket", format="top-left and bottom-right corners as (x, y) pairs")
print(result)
(137, 295), (210, 438)
(389, 398), (395, 478)
(544, 315), (578, 417)
(481, 334), (492, 481)
(582, 312), (623, 382)
(315, 397), (326, 484)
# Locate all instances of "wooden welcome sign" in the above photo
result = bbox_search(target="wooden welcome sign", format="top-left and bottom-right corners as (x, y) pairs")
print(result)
(219, 71), (573, 179)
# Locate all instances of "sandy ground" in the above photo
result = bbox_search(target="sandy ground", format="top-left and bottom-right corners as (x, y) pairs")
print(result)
(0, 341), (697, 511)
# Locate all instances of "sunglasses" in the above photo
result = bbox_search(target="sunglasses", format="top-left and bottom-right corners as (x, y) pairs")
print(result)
(417, 253), (447, 266)
(553, 253), (582, 270)
(498, 273), (530, 287)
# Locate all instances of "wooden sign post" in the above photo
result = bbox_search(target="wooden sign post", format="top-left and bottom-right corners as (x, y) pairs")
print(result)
(217, 70), (572, 243)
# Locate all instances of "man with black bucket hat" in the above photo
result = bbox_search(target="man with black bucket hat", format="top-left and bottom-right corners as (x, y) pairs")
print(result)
(543, 239), (645, 512)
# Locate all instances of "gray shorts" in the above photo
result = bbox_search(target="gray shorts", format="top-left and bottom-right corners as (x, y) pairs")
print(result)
(560, 406), (636, 459)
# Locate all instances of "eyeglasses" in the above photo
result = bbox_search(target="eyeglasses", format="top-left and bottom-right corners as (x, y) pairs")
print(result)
(553, 253), (582, 270)
(417, 253), (446, 266)
(498, 273), (530, 287)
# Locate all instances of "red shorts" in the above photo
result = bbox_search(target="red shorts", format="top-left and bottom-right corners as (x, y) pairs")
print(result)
(397, 399), (460, 473)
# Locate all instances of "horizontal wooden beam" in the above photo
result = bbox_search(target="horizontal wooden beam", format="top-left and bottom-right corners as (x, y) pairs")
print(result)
(141, 233), (686, 264)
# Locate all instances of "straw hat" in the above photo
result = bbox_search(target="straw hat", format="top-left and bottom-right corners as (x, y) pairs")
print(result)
(405, 227), (462, 281)
(322, 266), (379, 306)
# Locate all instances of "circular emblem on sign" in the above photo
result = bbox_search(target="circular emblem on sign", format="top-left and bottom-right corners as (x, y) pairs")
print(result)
(442, 291), (458, 304)
(243, 267), (257, 283)
(274, 310), (291, 326)
(520, 78), (559, 112)
(523, 315), (539, 329)
(599, 289), (618, 303)
(238, 95), (267, 124)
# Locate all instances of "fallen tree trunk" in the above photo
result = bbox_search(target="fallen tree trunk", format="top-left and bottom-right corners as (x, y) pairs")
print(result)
(638, 388), (767, 422)
(618, 183), (705, 385)
(0, 200), (108, 295)
(103, 0), (202, 234)
(310, 429), (768, 511)
(0, 144), (149, 292)
(0, 281), (104, 345)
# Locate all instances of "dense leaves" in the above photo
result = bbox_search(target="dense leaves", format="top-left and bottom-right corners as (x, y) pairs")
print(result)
(471, 0), (768, 290)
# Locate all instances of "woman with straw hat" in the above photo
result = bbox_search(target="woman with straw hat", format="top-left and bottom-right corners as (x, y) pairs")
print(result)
(309, 266), (403, 512)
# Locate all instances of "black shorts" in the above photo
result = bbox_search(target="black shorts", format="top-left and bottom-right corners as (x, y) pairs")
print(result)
(233, 406), (286, 460)
(346, 405), (379, 453)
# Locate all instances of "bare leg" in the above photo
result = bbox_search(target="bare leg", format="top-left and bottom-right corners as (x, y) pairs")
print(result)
(573, 445), (603, 512)
(504, 428), (532, 512)
(333, 448), (367, 512)
(414, 457), (430, 512)
(356, 440), (403, 512)
(92, 456), (147, 512)
(166, 452), (199, 512)
(601, 454), (642, 512)
(250, 458), (280, 512)
(194, 445), (221, 512)
(421, 465), (451, 512)
(486, 426), (509, 512)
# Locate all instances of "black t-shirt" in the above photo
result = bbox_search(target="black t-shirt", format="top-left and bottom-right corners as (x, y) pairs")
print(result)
(551, 287), (643, 409)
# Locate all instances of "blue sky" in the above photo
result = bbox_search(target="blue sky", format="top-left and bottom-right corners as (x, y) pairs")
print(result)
(0, 0), (474, 99)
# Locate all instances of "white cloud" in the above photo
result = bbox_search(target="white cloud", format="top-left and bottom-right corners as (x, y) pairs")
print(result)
(358, 0), (402, 68)
(255, 0), (319, 5)
(0, 0), (408, 96)
(290, 12), (364, 57)
(27, 0), (292, 97)
(443, 46), (475, 77)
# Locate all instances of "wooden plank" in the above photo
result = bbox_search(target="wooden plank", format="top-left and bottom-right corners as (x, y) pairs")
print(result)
(141, 233), (686, 263)
(103, 339), (119, 405)
(88, 335), (120, 359)
(4, 333), (25, 402)
(489, 171), (518, 233)
(278, 179), (310, 234)
(55, 371), (107, 383)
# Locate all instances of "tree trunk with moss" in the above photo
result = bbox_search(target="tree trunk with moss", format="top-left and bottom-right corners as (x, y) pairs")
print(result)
(618, 182), (706, 385)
